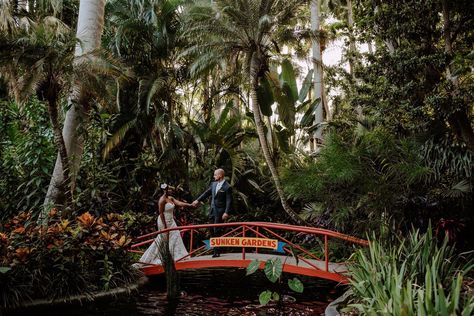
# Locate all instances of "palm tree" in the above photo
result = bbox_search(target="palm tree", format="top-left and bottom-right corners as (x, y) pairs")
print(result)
(1, 1), (120, 221)
(0, 5), (77, 210)
(101, 0), (187, 179)
(42, 0), (107, 219)
(182, 0), (305, 224)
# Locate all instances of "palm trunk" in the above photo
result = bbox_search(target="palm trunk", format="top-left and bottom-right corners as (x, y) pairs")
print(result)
(250, 54), (304, 225)
(41, 0), (106, 222)
(311, 0), (324, 146)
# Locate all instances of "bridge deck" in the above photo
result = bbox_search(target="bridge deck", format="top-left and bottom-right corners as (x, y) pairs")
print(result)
(139, 253), (349, 283)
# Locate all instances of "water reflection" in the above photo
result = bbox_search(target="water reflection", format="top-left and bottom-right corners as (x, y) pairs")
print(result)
(10, 268), (345, 316)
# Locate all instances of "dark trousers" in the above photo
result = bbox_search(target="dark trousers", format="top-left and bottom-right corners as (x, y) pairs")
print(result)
(210, 213), (223, 255)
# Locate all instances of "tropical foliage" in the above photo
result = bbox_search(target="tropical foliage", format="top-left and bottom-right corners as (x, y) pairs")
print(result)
(347, 228), (474, 315)
(0, 210), (139, 309)
(0, 0), (473, 311)
(246, 258), (304, 306)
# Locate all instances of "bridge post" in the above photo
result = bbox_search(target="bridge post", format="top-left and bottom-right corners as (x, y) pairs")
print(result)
(255, 227), (259, 254)
(242, 226), (246, 260)
(324, 235), (328, 271)
(190, 229), (194, 254)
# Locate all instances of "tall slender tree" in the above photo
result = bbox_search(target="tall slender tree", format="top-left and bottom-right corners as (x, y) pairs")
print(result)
(0, 4), (76, 209)
(42, 0), (106, 220)
(182, 0), (305, 224)
(311, 0), (324, 148)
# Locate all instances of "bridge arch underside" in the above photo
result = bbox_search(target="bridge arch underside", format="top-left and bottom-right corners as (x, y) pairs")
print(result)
(140, 253), (349, 284)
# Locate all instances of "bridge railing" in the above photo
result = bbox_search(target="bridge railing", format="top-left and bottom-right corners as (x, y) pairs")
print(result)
(130, 222), (368, 275)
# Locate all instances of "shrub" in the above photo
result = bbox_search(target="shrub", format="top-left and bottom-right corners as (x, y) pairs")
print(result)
(0, 98), (54, 220)
(346, 228), (474, 315)
(280, 130), (469, 239)
(0, 210), (140, 309)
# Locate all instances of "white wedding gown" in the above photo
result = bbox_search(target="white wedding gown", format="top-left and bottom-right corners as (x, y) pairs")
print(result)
(138, 202), (189, 265)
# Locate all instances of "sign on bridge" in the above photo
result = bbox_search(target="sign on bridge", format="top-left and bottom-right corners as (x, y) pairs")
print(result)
(204, 237), (286, 252)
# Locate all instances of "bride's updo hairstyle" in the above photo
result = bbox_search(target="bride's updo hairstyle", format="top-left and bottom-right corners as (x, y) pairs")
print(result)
(160, 183), (175, 194)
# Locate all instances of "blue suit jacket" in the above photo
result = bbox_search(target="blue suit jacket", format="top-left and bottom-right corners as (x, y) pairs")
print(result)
(197, 181), (232, 219)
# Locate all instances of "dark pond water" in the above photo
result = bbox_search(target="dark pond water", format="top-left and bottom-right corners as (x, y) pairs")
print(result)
(9, 268), (345, 316)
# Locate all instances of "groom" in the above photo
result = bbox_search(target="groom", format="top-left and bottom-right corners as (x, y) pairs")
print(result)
(192, 168), (232, 257)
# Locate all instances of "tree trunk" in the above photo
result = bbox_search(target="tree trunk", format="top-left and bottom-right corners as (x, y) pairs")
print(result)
(311, 0), (324, 146)
(41, 0), (106, 222)
(46, 96), (69, 207)
(347, 0), (356, 78)
(203, 74), (211, 124)
(250, 53), (304, 225)
(347, 0), (364, 132)
(159, 237), (179, 299)
(266, 115), (274, 152)
(373, 4), (396, 56)
(441, 0), (474, 152)
(232, 93), (241, 128)
(321, 66), (330, 121)
(367, 41), (374, 55)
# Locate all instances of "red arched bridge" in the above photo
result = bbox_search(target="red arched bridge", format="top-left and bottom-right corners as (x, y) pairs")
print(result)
(130, 222), (368, 284)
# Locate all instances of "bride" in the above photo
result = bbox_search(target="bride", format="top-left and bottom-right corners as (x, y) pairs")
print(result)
(137, 183), (194, 265)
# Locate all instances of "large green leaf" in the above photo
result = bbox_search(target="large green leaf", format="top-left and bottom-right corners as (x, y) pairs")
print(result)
(267, 68), (296, 131)
(0, 267), (11, 274)
(288, 277), (304, 293)
(280, 59), (298, 103)
(275, 82), (295, 131)
(264, 258), (282, 283)
(272, 292), (280, 301)
(246, 259), (260, 275)
(259, 290), (272, 306)
(256, 76), (274, 116)
(296, 99), (312, 112)
(274, 124), (291, 153)
(216, 100), (233, 127)
(300, 98), (320, 127)
(299, 69), (313, 102)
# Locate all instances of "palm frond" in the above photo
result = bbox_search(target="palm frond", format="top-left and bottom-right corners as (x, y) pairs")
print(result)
(102, 118), (137, 159)
(442, 179), (472, 198)
(144, 76), (167, 113)
(300, 202), (324, 221)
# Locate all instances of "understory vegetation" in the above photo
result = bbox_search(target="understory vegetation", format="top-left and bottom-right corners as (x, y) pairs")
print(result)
(0, 210), (139, 309)
(347, 228), (474, 315)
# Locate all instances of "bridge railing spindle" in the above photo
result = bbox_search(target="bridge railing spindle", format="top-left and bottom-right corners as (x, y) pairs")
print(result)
(189, 229), (194, 254)
(324, 235), (328, 272)
(255, 227), (259, 254)
(242, 225), (246, 260)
